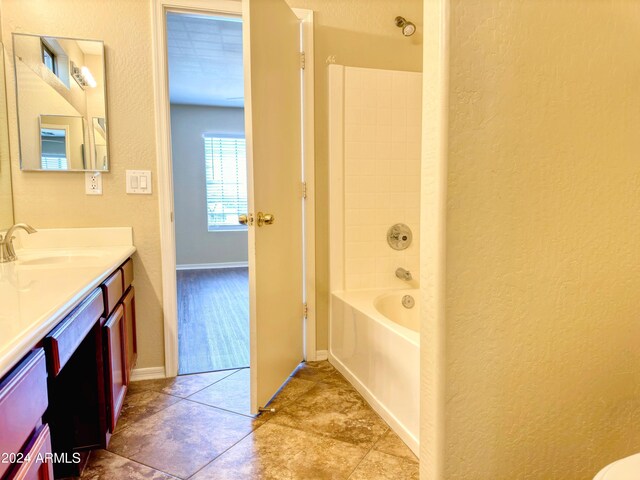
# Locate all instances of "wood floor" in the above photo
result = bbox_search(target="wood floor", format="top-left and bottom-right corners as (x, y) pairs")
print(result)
(177, 267), (249, 375)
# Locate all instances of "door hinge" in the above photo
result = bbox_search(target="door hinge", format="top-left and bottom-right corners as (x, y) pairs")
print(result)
(301, 181), (307, 199)
(300, 51), (306, 70)
(303, 302), (308, 319)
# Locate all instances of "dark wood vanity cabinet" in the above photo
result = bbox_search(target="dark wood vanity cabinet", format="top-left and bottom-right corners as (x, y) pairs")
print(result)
(0, 349), (54, 480)
(0, 257), (137, 479)
(0, 257), (138, 480)
(101, 258), (137, 436)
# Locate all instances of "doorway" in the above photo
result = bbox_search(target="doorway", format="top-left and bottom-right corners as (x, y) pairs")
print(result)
(166, 11), (249, 376)
(153, 0), (316, 413)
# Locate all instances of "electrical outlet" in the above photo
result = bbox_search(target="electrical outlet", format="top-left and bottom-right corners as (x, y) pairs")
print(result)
(85, 171), (103, 195)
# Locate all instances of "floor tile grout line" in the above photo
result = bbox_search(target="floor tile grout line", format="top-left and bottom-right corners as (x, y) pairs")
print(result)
(266, 415), (385, 452)
(345, 436), (381, 480)
(184, 426), (261, 480)
(96, 449), (184, 480)
(178, 365), (248, 376)
(179, 367), (248, 399)
(134, 367), (241, 399)
(181, 397), (265, 420)
(128, 374), (236, 402)
(112, 396), (185, 436)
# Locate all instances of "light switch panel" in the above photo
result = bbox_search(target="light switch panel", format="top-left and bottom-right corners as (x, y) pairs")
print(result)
(126, 170), (152, 194)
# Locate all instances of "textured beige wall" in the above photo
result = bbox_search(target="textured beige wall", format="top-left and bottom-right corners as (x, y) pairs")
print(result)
(0, 47), (13, 229)
(286, 0), (423, 348)
(0, 2), (14, 229)
(2, 0), (164, 369)
(444, 1), (640, 477)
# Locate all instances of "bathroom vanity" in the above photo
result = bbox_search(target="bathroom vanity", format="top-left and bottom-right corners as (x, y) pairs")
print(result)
(0, 228), (136, 478)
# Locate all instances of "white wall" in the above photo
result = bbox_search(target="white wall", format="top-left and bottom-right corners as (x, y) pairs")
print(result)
(337, 66), (422, 291)
(170, 104), (247, 267)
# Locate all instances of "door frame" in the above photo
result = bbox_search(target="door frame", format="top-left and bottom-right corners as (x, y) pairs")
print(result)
(151, 0), (316, 377)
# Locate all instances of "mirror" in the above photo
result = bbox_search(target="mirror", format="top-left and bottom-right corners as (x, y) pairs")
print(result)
(0, 42), (14, 229)
(13, 33), (108, 171)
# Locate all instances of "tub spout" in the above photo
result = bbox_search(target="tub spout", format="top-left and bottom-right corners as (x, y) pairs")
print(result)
(395, 267), (412, 281)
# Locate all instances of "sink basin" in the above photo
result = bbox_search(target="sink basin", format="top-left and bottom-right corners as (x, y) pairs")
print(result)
(16, 252), (107, 267)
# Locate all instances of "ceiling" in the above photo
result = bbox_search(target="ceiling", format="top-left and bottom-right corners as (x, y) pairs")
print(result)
(166, 13), (244, 108)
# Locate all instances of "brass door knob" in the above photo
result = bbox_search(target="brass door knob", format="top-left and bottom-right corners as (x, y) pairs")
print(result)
(256, 212), (275, 227)
(238, 213), (254, 226)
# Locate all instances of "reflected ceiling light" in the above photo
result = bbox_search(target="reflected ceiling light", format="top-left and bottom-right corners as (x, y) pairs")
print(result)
(395, 16), (416, 37)
(71, 62), (97, 89)
(81, 66), (97, 88)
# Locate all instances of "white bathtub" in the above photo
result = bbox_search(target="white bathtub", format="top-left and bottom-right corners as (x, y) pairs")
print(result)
(329, 289), (419, 455)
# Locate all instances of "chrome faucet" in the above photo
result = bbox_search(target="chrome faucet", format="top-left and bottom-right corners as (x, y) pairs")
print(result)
(0, 224), (37, 263)
(395, 267), (412, 281)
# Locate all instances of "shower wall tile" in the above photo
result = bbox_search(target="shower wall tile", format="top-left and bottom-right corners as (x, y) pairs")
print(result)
(343, 67), (422, 290)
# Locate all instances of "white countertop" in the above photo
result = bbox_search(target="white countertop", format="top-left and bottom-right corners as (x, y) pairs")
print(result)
(0, 227), (136, 378)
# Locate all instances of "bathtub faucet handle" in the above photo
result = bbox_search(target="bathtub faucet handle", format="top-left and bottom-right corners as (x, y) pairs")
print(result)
(395, 267), (412, 281)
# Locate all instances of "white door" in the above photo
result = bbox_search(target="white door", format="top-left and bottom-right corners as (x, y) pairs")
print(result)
(242, 0), (303, 413)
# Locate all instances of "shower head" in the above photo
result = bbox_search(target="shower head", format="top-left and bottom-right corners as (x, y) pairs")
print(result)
(395, 16), (416, 37)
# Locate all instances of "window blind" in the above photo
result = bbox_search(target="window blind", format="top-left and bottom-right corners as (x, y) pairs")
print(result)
(204, 135), (247, 231)
(41, 155), (68, 170)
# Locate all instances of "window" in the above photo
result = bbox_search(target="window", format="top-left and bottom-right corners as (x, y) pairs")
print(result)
(40, 126), (69, 170)
(204, 135), (247, 231)
(42, 42), (56, 75)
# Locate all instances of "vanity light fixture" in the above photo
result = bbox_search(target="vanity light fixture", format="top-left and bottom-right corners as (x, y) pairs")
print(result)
(71, 61), (96, 89)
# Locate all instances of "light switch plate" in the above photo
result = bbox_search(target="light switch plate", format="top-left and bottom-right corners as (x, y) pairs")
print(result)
(85, 172), (103, 195)
(126, 170), (152, 194)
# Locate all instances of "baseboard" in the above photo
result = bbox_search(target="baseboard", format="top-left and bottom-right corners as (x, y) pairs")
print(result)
(176, 261), (248, 271)
(130, 366), (166, 382)
(315, 350), (328, 361)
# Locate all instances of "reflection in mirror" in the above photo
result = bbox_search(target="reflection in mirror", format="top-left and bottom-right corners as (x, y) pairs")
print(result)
(39, 115), (86, 170)
(13, 33), (108, 171)
(92, 117), (107, 170)
(0, 42), (14, 229)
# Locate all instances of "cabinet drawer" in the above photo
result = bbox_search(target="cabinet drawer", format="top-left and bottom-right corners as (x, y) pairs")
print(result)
(101, 269), (123, 316)
(8, 424), (54, 480)
(104, 305), (127, 433)
(0, 349), (48, 479)
(121, 258), (134, 291)
(45, 289), (104, 377)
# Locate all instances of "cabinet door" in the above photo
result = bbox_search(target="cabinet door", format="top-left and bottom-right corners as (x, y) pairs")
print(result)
(104, 305), (127, 432)
(122, 286), (137, 382)
(0, 350), (48, 479)
(9, 424), (54, 480)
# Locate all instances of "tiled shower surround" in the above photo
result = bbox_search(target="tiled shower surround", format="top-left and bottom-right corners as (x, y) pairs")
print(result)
(342, 67), (422, 290)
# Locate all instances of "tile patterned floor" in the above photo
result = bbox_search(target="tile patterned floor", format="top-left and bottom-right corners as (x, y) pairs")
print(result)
(81, 361), (418, 480)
